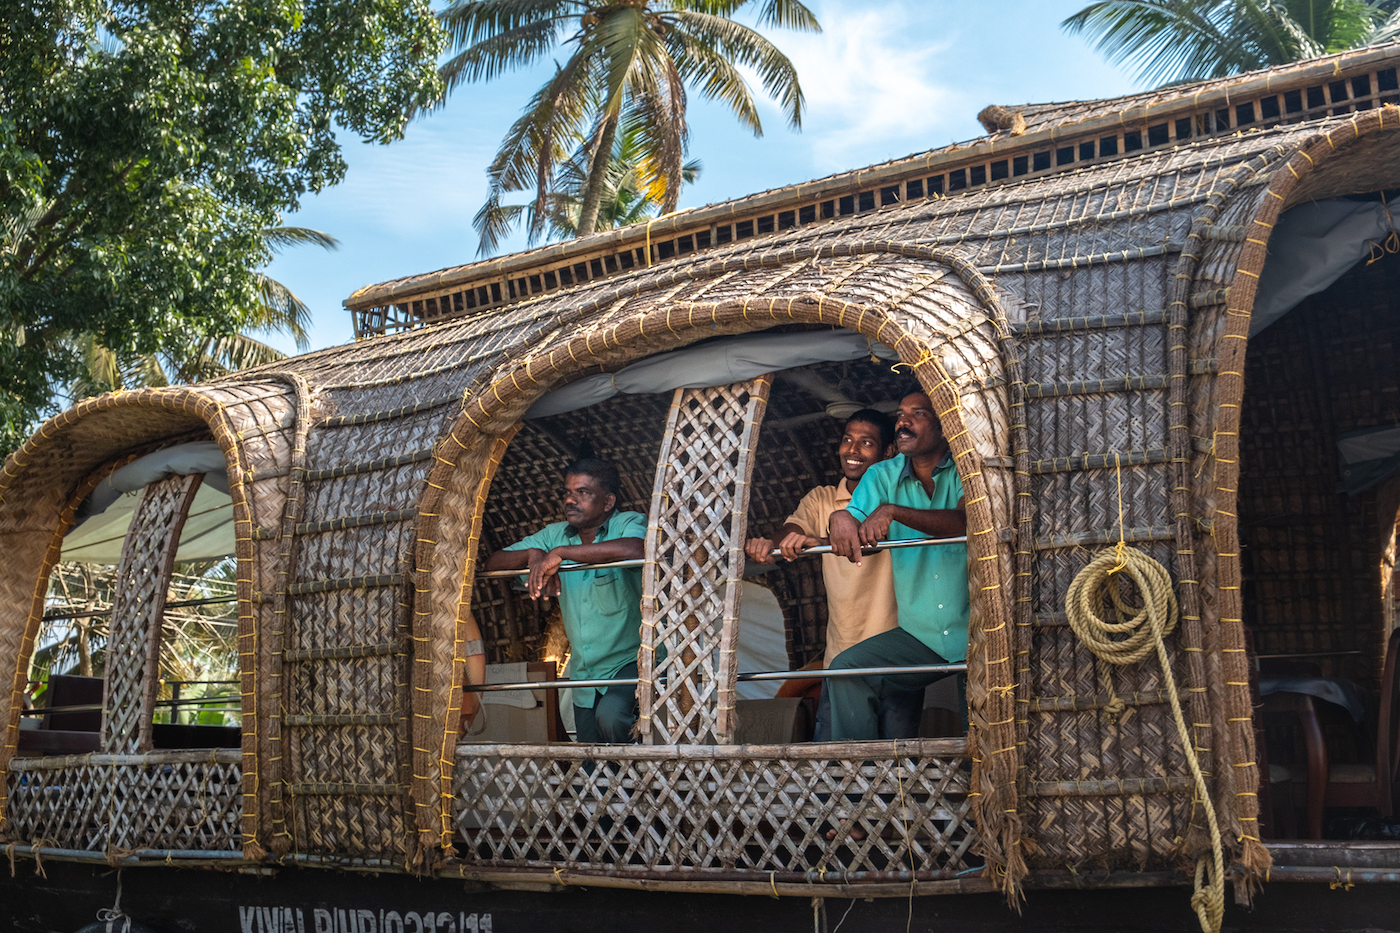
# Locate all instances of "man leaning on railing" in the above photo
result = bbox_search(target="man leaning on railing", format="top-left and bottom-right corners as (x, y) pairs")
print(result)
(826, 390), (970, 741)
(482, 458), (645, 744)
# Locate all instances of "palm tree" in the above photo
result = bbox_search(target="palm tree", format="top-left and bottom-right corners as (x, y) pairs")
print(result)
(1063, 0), (1400, 86)
(438, 0), (818, 239)
(474, 120), (703, 255)
(34, 560), (241, 724)
(70, 226), (334, 397)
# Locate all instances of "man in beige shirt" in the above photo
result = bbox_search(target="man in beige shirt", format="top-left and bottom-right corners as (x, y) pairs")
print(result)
(745, 409), (897, 740)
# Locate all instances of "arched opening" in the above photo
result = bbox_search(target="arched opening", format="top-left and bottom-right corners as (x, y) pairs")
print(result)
(0, 390), (263, 856)
(1238, 236), (1400, 840)
(410, 254), (1022, 874)
(464, 349), (967, 746)
(20, 438), (243, 756)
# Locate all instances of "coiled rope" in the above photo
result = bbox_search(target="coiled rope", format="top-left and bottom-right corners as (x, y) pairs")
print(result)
(1065, 545), (1225, 933)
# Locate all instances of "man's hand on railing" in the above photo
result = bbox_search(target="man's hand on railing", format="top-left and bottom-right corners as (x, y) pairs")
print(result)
(746, 531), (823, 564)
(525, 548), (564, 600)
(828, 510), (864, 566)
(744, 536), (776, 564)
(857, 505), (896, 548)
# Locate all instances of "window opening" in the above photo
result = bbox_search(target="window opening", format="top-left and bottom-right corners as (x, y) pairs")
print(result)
(471, 352), (971, 749)
(26, 446), (240, 757)
(1240, 236), (1400, 841)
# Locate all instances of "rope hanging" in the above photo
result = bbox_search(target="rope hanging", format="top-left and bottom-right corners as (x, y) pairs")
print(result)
(1065, 545), (1225, 933)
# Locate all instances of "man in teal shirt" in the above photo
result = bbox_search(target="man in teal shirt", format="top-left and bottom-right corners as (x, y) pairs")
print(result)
(484, 458), (646, 743)
(827, 391), (968, 741)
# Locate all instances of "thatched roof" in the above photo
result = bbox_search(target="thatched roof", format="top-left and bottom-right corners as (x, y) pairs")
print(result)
(343, 41), (1400, 336)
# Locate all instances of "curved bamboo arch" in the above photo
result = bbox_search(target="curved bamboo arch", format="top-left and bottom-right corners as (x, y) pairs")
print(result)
(0, 388), (269, 856)
(410, 242), (1033, 896)
(1178, 104), (1400, 883)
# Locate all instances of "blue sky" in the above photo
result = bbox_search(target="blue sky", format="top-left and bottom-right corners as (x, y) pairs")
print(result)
(263, 0), (1141, 354)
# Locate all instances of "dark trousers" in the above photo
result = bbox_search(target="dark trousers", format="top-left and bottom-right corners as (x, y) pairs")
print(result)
(572, 662), (639, 744)
(825, 628), (963, 741)
(812, 674), (926, 741)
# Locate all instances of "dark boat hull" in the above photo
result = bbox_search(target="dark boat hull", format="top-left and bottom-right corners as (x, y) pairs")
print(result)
(1, 860), (1396, 933)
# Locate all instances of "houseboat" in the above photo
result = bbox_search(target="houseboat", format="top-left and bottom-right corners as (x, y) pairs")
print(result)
(4, 43), (1400, 933)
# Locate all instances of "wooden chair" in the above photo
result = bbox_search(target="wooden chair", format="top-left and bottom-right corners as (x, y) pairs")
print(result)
(1322, 627), (1400, 818)
(1262, 629), (1400, 838)
(16, 674), (103, 756)
(1259, 691), (1329, 838)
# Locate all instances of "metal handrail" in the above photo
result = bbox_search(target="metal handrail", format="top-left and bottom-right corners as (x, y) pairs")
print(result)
(476, 534), (968, 580)
(463, 662), (967, 694)
(42, 594), (239, 622)
(24, 664), (968, 712)
(36, 538), (965, 617)
(20, 694), (241, 717)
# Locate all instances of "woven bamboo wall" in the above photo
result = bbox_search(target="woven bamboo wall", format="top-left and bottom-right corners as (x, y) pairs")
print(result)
(1238, 248), (1400, 687)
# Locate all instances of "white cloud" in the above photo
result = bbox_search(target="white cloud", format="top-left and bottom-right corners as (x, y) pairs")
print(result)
(751, 2), (969, 171)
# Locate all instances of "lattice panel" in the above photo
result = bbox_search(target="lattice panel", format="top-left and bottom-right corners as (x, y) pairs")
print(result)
(639, 378), (772, 745)
(453, 743), (975, 876)
(102, 473), (203, 754)
(6, 752), (242, 852)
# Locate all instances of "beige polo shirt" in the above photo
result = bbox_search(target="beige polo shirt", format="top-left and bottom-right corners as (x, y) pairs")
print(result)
(785, 479), (899, 664)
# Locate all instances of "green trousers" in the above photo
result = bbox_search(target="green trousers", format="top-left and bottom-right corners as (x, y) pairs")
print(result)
(826, 627), (966, 741)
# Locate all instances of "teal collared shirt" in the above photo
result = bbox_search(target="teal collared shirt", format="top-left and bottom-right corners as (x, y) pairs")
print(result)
(844, 453), (969, 662)
(503, 510), (646, 708)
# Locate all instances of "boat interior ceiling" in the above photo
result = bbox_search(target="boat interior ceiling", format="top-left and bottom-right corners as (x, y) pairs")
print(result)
(473, 347), (917, 672)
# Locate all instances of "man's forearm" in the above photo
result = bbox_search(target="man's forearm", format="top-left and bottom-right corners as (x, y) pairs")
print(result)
(550, 538), (645, 564)
(886, 505), (967, 538)
(484, 548), (536, 571)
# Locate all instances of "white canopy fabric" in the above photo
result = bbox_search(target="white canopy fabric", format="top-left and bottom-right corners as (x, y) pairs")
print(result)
(733, 582), (790, 701)
(1336, 423), (1400, 495)
(63, 441), (235, 564)
(524, 330), (897, 419)
(1251, 198), (1399, 336)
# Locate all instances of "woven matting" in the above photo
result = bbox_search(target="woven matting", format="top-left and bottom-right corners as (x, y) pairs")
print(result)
(640, 378), (771, 745)
(6, 751), (242, 852)
(452, 741), (974, 876)
(5, 82), (1400, 886)
(102, 473), (202, 754)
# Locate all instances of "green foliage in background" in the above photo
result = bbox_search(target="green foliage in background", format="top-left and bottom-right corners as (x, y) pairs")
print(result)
(0, 0), (445, 453)
(1064, 0), (1400, 86)
(438, 0), (817, 250)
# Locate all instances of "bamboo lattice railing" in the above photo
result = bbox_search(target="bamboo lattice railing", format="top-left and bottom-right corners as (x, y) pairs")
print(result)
(640, 378), (772, 745)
